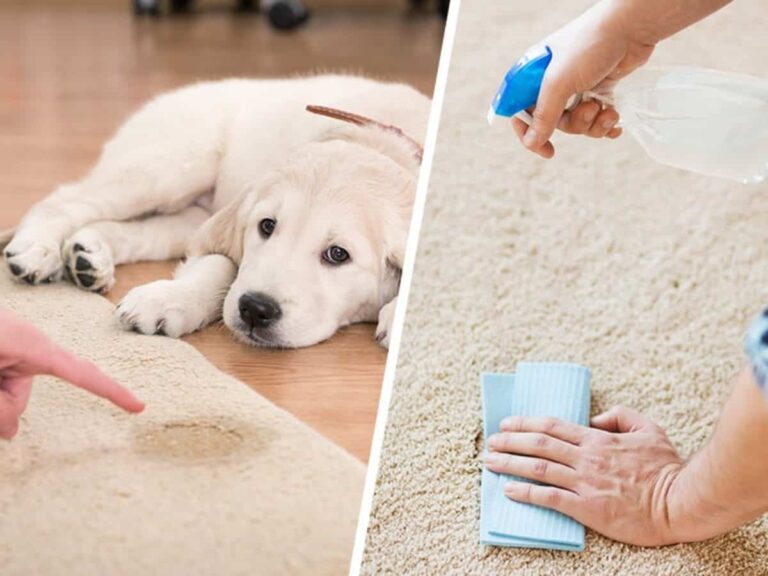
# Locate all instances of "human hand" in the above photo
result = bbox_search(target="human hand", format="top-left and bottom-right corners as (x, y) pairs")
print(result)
(514, 0), (656, 158)
(0, 307), (144, 439)
(484, 406), (686, 546)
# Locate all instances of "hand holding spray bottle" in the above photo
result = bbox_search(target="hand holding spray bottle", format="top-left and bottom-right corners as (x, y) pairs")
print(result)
(488, 0), (768, 184)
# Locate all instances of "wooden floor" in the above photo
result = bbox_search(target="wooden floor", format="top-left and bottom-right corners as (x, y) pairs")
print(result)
(0, 0), (443, 461)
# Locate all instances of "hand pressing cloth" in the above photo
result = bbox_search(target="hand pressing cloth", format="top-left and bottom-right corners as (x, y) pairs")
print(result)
(480, 362), (590, 551)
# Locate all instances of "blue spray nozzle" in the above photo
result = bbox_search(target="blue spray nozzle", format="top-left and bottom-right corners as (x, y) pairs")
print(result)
(489, 45), (552, 123)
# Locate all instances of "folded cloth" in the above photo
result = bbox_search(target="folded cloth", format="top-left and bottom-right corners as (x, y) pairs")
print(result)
(480, 362), (591, 551)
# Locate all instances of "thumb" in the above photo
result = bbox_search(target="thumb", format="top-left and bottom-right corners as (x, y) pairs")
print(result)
(523, 67), (574, 153)
(590, 405), (657, 433)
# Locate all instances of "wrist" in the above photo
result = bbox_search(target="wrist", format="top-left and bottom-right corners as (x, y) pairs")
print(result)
(604, 0), (732, 45)
(600, 0), (667, 46)
(665, 441), (740, 544)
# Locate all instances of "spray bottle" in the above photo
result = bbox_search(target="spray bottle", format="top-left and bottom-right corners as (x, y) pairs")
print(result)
(489, 45), (768, 184)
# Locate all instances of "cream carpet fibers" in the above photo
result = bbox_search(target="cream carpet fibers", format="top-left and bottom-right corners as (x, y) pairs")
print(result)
(362, 1), (768, 574)
(0, 273), (364, 575)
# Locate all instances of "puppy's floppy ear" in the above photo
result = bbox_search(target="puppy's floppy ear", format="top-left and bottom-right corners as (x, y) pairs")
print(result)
(187, 191), (255, 264)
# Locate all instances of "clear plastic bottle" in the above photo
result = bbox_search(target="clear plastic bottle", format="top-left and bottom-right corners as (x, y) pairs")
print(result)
(603, 67), (768, 184)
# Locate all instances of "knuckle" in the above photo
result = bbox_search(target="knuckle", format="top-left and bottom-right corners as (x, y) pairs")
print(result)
(522, 483), (534, 502)
(532, 106), (549, 123)
(592, 431), (619, 446)
(545, 488), (561, 507)
(540, 417), (557, 433)
(534, 434), (550, 450)
(532, 459), (549, 478)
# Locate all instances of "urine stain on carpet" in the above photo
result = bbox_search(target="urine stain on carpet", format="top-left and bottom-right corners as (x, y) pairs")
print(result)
(133, 420), (263, 464)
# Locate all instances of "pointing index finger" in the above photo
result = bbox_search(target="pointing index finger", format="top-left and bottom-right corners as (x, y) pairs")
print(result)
(5, 311), (144, 413)
(33, 341), (145, 413)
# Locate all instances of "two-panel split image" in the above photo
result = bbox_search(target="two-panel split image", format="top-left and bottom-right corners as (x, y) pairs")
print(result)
(1, 1), (767, 575)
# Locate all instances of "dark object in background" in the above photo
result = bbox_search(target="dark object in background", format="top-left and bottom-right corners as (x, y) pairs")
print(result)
(133, 0), (191, 15)
(132, 0), (310, 30)
(263, 0), (309, 29)
(409, 0), (449, 18)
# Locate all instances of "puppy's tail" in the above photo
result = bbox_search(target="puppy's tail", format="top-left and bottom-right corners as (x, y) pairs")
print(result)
(0, 227), (15, 250)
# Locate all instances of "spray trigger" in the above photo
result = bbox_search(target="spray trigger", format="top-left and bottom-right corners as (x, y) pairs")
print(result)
(488, 45), (552, 124)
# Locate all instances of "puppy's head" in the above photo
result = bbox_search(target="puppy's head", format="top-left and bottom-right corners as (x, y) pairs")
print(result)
(190, 131), (416, 348)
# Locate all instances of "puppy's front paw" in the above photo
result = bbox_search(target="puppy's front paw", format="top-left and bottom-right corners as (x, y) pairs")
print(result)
(3, 235), (63, 285)
(375, 298), (398, 349)
(117, 281), (206, 338)
(63, 228), (115, 294)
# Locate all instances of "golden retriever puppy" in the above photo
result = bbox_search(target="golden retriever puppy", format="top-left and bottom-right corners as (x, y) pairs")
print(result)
(3, 75), (429, 348)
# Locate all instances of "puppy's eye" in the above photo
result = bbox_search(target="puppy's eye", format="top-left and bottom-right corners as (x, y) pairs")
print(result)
(323, 245), (351, 265)
(259, 218), (276, 238)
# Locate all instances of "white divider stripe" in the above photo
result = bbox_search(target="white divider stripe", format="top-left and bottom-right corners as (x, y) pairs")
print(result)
(347, 2), (465, 574)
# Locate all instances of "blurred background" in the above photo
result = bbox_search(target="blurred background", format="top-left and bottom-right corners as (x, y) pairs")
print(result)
(0, 0), (446, 462)
(0, 0), (444, 224)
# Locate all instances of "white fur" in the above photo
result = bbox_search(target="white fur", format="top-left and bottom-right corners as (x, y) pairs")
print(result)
(4, 75), (429, 348)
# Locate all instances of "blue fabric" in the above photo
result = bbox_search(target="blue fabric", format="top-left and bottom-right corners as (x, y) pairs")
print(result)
(744, 309), (768, 396)
(480, 362), (591, 552)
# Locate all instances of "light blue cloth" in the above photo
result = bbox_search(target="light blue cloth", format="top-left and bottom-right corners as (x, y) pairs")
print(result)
(480, 362), (591, 552)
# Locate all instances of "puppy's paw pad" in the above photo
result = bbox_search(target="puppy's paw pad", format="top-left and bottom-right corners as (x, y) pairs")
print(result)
(75, 256), (92, 272)
(116, 281), (198, 338)
(63, 229), (115, 294)
(4, 236), (63, 285)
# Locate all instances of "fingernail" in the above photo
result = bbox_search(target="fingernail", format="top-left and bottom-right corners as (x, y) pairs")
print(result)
(602, 118), (616, 129)
(584, 108), (598, 123)
(484, 452), (501, 466)
(523, 128), (539, 149)
(504, 482), (519, 496)
(487, 434), (498, 449)
(500, 416), (520, 430)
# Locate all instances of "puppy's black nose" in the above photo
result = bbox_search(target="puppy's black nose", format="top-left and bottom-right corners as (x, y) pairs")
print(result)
(238, 292), (282, 329)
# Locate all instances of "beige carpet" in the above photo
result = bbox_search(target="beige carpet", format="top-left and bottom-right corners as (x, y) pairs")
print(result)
(0, 272), (364, 575)
(361, 0), (768, 574)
